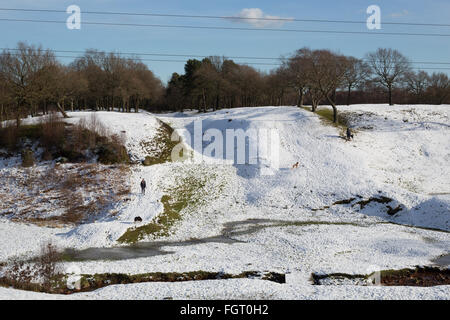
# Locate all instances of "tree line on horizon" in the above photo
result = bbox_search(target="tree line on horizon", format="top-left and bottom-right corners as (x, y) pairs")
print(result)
(0, 42), (449, 125)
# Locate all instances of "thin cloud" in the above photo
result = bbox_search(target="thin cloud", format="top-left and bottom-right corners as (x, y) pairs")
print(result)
(390, 10), (409, 18)
(227, 8), (293, 28)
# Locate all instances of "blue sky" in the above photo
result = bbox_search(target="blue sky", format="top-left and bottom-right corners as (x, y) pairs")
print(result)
(0, 0), (449, 83)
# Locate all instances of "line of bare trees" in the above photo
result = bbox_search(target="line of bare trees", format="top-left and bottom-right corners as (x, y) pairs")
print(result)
(0, 42), (164, 126)
(165, 47), (449, 122)
(1, 42), (449, 125)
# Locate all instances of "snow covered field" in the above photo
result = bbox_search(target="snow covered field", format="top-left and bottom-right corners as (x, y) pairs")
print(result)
(0, 105), (449, 299)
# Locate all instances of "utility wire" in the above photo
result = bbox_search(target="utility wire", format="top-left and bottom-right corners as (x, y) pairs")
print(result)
(0, 18), (450, 37)
(0, 47), (284, 61)
(2, 52), (450, 70)
(0, 7), (449, 27)
(0, 53), (281, 66)
(2, 48), (450, 66)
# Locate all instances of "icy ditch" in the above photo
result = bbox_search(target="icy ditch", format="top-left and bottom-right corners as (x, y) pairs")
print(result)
(62, 219), (371, 261)
(312, 266), (450, 287)
(0, 267), (286, 295)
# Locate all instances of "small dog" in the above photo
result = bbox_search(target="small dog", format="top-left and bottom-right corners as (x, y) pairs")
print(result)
(134, 216), (143, 223)
(292, 162), (299, 169)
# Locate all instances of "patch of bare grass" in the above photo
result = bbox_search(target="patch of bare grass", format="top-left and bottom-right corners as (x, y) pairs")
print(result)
(1, 112), (129, 165)
(0, 163), (131, 226)
(0, 242), (63, 292)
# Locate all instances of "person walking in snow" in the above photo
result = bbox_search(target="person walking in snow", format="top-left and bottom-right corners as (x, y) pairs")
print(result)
(140, 178), (146, 195)
(346, 127), (354, 141)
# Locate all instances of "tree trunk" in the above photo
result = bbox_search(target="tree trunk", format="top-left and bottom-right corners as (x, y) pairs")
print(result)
(331, 104), (338, 123)
(202, 89), (207, 112)
(297, 88), (304, 107)
(16, 104), (21, 128)
(56, 102), (70, 118)
(0, 103), (3, 128)
(326, 95), (338, 123)
(347, 85), (352, 106)
(388, 85), (393, 106)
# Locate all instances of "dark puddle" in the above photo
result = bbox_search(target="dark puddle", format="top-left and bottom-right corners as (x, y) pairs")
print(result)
(221, 219), (361, 237)
(64, 235), (240, 261)
(63, 219), (363, 261)
(432, 253), (450, 267)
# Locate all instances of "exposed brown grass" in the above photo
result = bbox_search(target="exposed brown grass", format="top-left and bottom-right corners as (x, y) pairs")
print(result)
(0, 113), (132, 226)
(1, 112), (129, 165)
(0, 163), (131, 226)
(1, 241), (63, 292)
(312, 266), (450, 287)
(40, 113), (65, 150)
(0, 265), (285, 294)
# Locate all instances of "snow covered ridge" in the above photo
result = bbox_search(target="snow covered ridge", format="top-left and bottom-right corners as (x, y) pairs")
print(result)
(334, 104), (450, 230)
(161, 105), (450, 231)
(171, 118), (281, 176)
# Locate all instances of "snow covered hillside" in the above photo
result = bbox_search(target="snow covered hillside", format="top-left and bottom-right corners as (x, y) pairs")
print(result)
(0, 105), (449, 299)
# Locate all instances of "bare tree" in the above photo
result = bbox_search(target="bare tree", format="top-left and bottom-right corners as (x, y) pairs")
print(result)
(0, 64), (13, 127)
(342, 57), (371, 105)
(308, 50), (348, 122)
(283, 48), (312, 107)
(103, 53), (125, 112)
(428, 72), (450, 104)
(71, 50), (108, 111)
(404, 70), (430, 103)
(366, 48), (411, 106)
(0, 43), (58, 124)
(31, 62), (68, 117)
(265, 68), (289, 106)
(306, 85), (324, 113)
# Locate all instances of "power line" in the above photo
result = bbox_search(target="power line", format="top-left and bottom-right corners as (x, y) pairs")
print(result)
(0, 7), (449, 28)
(0, 47), (283, 61)
(2, 48), (450, 66)
(1, 18), (450, 37)
(0, 53), (282, 66)
(2, 52), (450, 70)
